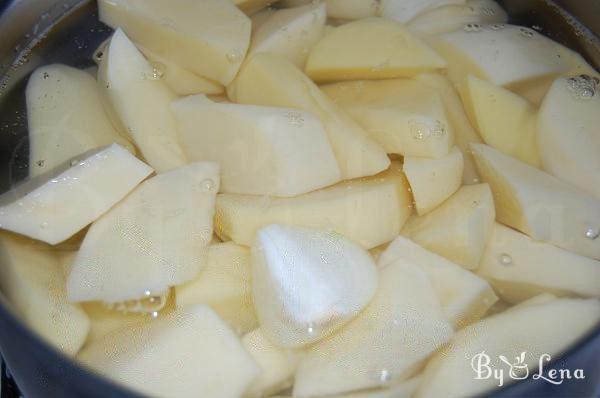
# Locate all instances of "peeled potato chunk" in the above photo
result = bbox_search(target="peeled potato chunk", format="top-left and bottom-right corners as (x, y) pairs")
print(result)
(172, 94), (340, 197)
(379, 236), (497, 328)
(461, 75), (541, 167)
(215, 162), (412, 249)
(98, 0), (251, 85)
(77, 305), (259, 398)
(404, 146), (464, 215)
(325, 0), (379, 20)
(537, 75), (600, 199)
(26, 64), (134, 177)
(67, 162), (219, 304)
(471, 143), (600, 260)
(402, 184), (495, 270)
(0, 233), (90, 355)
(0, 144), (152, 245)
(417, 297), (600, 398)
(479, 223), (600, 303)
(249, 3), (326, 68)
(229, 53), (390, 180)
(82, 302), (155, 343)
(175, 242), (258, 335)
(305, 18), (446, 82)
(252, 224), (378, 347)
(293, 261), (453, 397)
(321, 79), (454, 158)
(379, 0), (465, 24)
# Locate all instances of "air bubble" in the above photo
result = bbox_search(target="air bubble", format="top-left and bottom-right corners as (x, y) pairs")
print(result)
(432, 121), (446, 138)
(567, 75), (599, 100)
(585, 227), (599, 240)
(286, 111), (305, 127)
(36, 160), (45, 167)
(481, 7), (495, 16)
(306, 323), (316, 336)
(148, 62), (165, 80)
(519, 27), (534, 38)
(150, 311), (159, 319)
(464, 23), (482, 32)
(410, 120), (431, 141)
(201, 178), (216, 192)
(378, 369), (391, 383)
(499, 253), (513, 266)
(42, 72), (50, 80)
(226, 49), (243, 63)
(490, 24), (505, 31)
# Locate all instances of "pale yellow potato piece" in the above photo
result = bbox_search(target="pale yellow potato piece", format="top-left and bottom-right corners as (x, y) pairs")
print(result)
(321, 79), (454, 158)
(305, 18), (446, 82)
(416, 298), (600, 398)
(215, 162), (413, 249)
(229, 53), (390, 180)
(293, 261), (453, 397)
(404, 146), (464, 215)
(98, 0), (251, 85)
(470, 143), (600, 260)
(326, 0), (379, 20)
(250, 7), (277, 33)
(379, 236), (497, 328)
(77, 306), (259, 398)
(402, 184), (495, 270)
(26, 64), (134, 177)
(461, 75), (541, 167)
(479, 223), (600, 303)
(379, 0), (465, 23)
(82, 302), (151, 343)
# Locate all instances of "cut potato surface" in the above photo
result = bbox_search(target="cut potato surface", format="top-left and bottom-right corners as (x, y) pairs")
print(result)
(173, 94), (340, 197)
(26, 64), (134, 177)
(216, 162), (412, 249)
(0, 144), (152, 245)
(471, 143), (600, 260)
(379, 0), (465, 24)
(0, 233), (90, 356)
(305, 18), (446, 82)
(321, 79), (454, 158)
(82, 302), (153, 343)
(67, 162), (219, 303)
(77, 305), (259, 398)
(479, 223), (600, 303)
(229, 53), (390, 180)
(404, 146), (464, 215)
(293, 261), (453, 397)
(98, 0), (251, 85)
(325, 0), (379, 20)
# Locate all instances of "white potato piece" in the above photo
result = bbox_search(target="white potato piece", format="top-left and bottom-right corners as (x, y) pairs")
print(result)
(379, 236), (497, 328)
(293, 261), (453, 397)
(402, 184), (495, 270)
(249, 3), (326, 68)
(0, 233), (90, 355)
(379, 0), (465, 23)
(216, 162), (413, 249)
(26, 64), (134, 177)
(98, 0), (251, 85)
(0, 144), (151, 245)
(229, 53), (390, 180)
(305, 18), (446, 82)
(404, 146), (464, 215)
(470, 143), (600, 260)
(173, 95), (340, 197)
(67, 162), (219, 303)
(461, 75), (541, 167)
(433, 24), (569, 87)
(326, 0), (379, 20)
(78, 305), (259, 398)
(479, 223), (600, 303)
(252, 224), (378, 347)
(416, 298), (600, 398)
(82, 302), (152, 343)
(537, 76), (600, 199)
(321, 79), (454, 158)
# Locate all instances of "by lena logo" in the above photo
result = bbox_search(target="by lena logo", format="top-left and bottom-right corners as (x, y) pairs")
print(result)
(471, 351), (585, 387)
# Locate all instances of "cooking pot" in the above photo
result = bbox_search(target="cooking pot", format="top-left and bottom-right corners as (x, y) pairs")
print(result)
(0, 0), (598, 397)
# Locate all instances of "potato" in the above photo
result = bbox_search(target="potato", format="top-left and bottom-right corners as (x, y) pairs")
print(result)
(379, 0), (465, 23)
(250, 7), (277, 33)
(379, 236), (497, 328)
(470, 143), (600, 260)
(215, 162), (413, 249)
(77, 305), (259, 398)
(317, 376), (422, 398)
(252, 224), (378, 347)
(325, 0), (379, 20)
(461, 75), (541, 167)
(249, 3), (326, 68)
(82, 302), (151, 343)
(229, 53), (390, 180)
(0, 233), (90, 355)
(404, 146), (464, 215)
(479, 223), (600, 303)
(0, 144), (152, 245)
(26, 64), (135, 177)
(321, 79), (454, 158)
(305, 18), (446, 82)
(293, 261), (453, 397)
(537, 76), (600, 199)
(402, 184), (495, 270)
(98, 0), (251, 85)
(67, 162), (218, 303)
(416, 297), (600, 398)
(172, 95), (340, 197)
